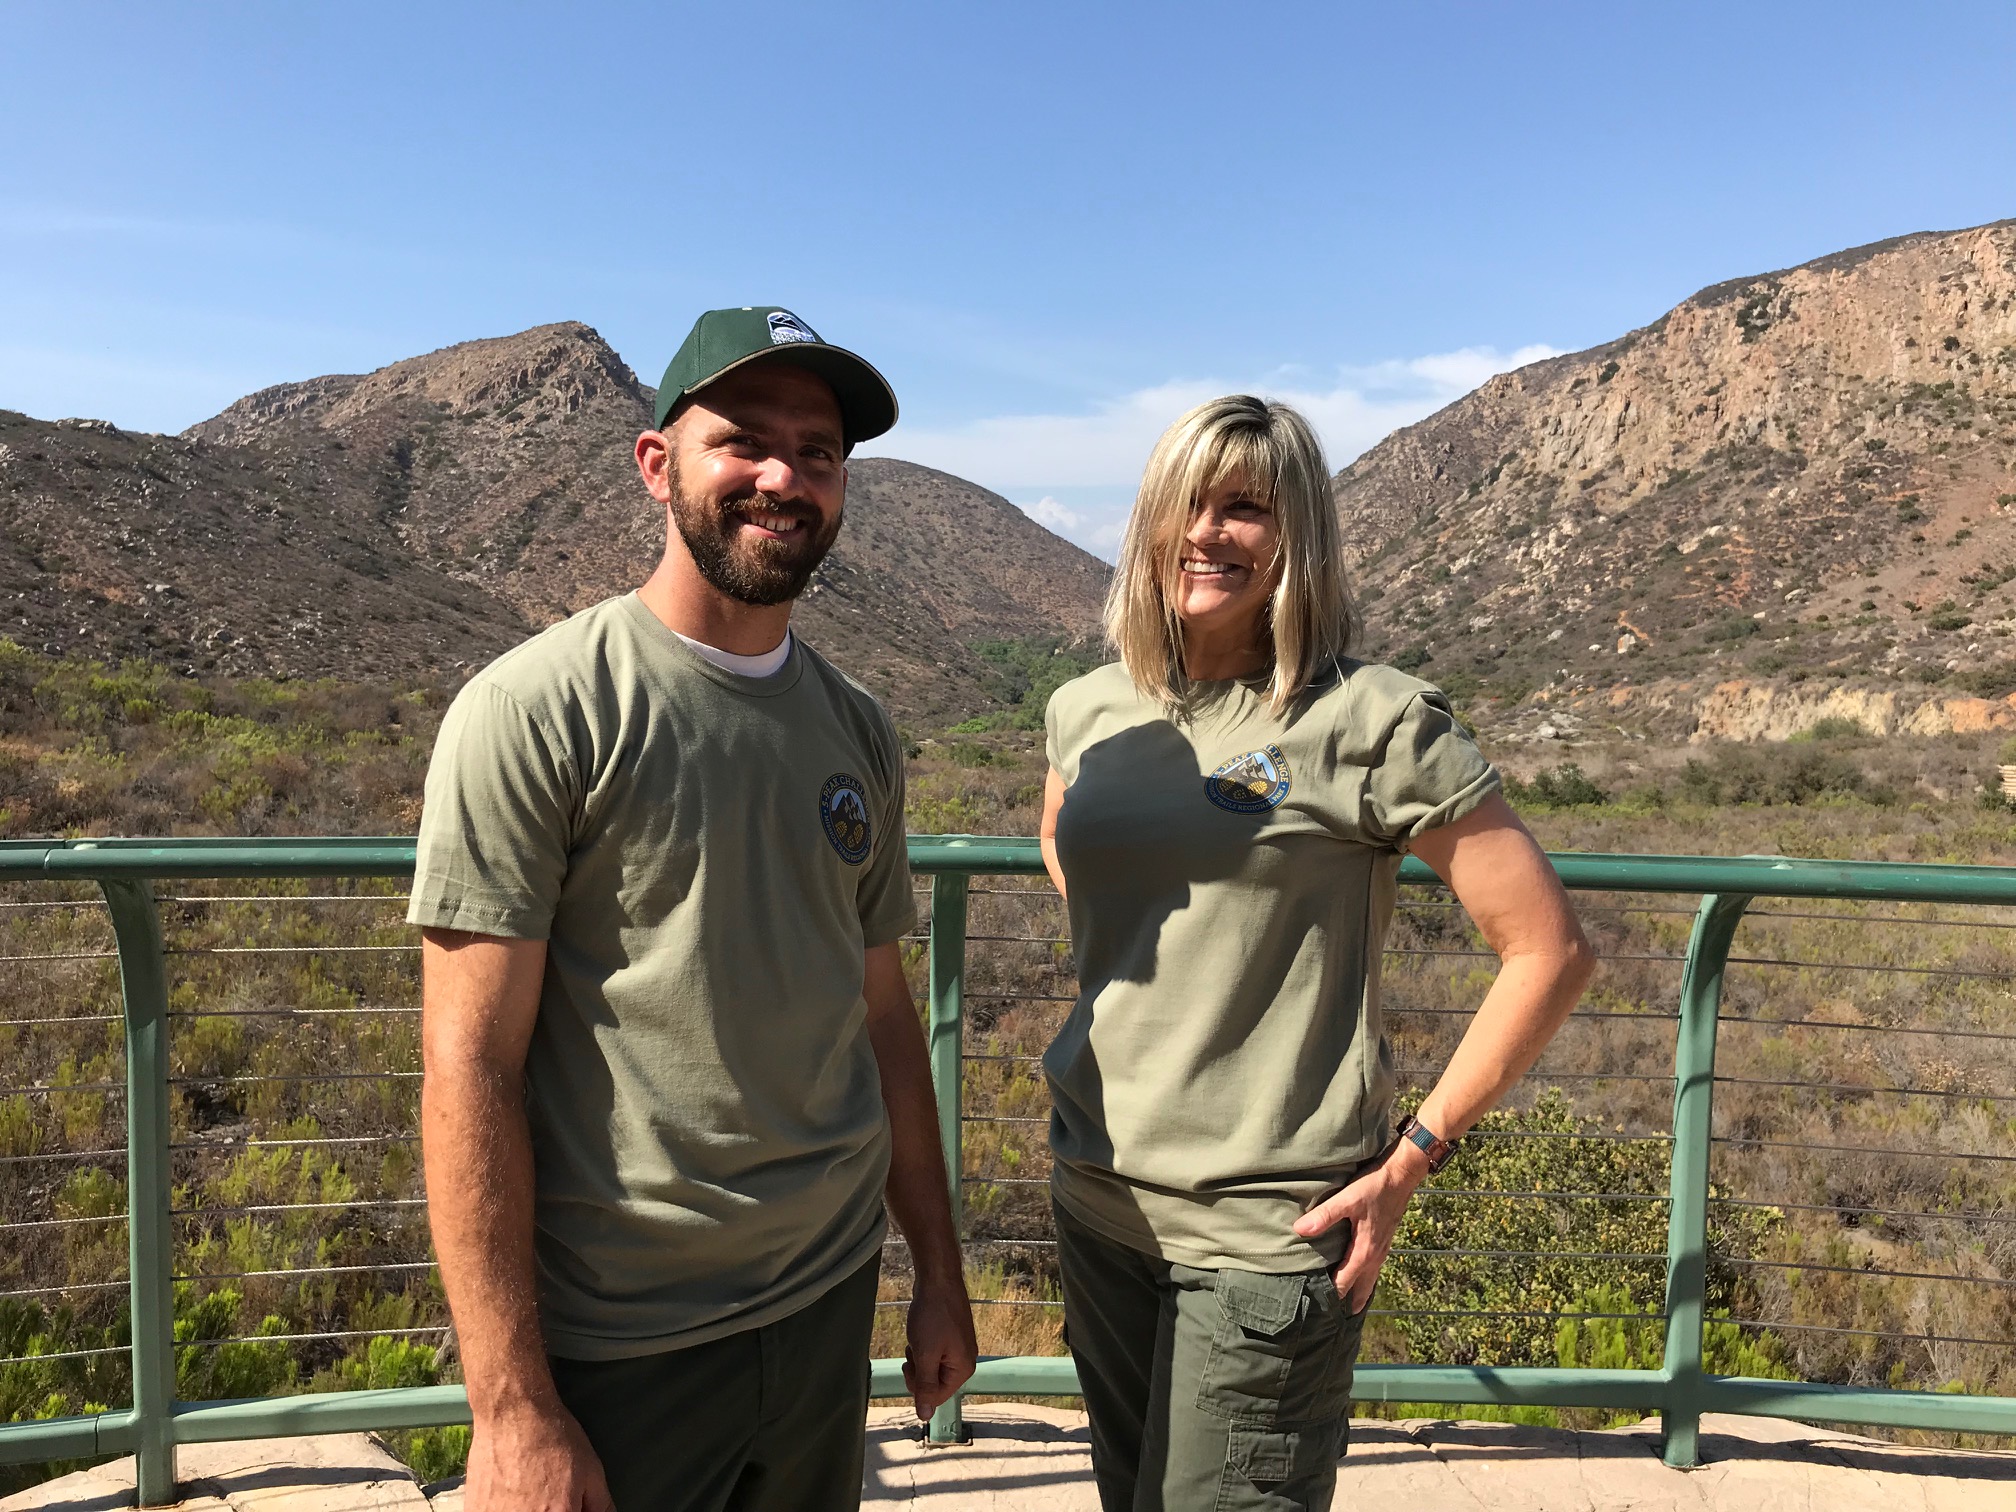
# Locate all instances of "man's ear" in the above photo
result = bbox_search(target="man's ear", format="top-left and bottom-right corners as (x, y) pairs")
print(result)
(636, 430), (674, 505)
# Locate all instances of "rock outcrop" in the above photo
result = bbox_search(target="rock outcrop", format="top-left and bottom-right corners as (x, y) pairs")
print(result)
(1338, 219), (2016, 732)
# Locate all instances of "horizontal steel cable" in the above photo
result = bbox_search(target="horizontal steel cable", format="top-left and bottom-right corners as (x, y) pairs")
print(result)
(170, 1134), (417, 1152)
(0, 1015), (121, 1029)
(1388, 947), (1685, 964)
(962, 1115), (1047, 1125)
(1391, 1247), (1668, 1262)
(1415, 1188), (1669, 1203)
(1712, 1196), (2016, 1226)
(0, 1146), (126, 1166)
(1747, 907), (2016, 930)
(1721, 1256), (2016, 1288)
(1389, 1006), (1681, 1023)
(966, 1128), (1676, 1156)
(164, 1005), (418, 1019)
(4, 1213), (126, 1232)
(166, 944), (417, 956)
(1400, 1067), (1673, 1085)
(1714, 1076), (2016, 1103)
(1727, 955), (2016, 982)
(875, 1299), (1059, 1309)
(0, 899), (105, 910)
(1717, 1015), (2016, 1043)
(0, 1279), (128, 1301)
(1371, 1308), (1666, 1321)
(1714, 1135), (2016, 1164)
(172, 1198), (427, 1219)
(176, 1261), (437, 1284)
(0, 950), (117, 963)
(0, 1081), (126, 1098)
(1467, 1129), (1674, 1143)
(175, 1325), (447, 1350)
(165, 894), (410, 904)
(0, 1345), (128, 1366)
(168, 1071), (419, 1085)
(1722, 1317), (2016, 1349)
(884, 1237), (1056, 1249)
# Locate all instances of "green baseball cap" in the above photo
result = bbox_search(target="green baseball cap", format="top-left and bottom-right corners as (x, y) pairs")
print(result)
(653, 306), (898, 446)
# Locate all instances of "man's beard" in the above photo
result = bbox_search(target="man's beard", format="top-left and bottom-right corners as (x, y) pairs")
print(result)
(668, 469), (842, 607)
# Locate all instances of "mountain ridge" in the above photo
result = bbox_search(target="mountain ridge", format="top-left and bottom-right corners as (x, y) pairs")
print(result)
(1, 324), (1110, 728)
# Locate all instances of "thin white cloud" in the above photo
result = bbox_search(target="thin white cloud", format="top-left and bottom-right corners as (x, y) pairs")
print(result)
(1019, 496), (1083, 533)
(860, 343), (1562, 557)
(863, 344), (1561, 490)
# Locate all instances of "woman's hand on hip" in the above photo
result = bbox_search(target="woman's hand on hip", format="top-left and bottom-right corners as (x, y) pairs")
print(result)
(1291, 1143), (1430, 1313)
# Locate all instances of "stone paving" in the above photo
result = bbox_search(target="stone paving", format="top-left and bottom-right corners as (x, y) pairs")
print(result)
(9, 1409), (2016, 1510)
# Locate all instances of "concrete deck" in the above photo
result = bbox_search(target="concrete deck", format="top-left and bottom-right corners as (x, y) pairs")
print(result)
(7, 1409), (2016, 1510)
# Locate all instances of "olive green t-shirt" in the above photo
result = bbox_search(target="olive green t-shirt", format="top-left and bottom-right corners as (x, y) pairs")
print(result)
(1042, 660), (1499, 1273)
(407, 593), (916, 1359)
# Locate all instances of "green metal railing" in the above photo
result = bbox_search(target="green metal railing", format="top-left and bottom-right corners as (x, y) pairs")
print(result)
(4, 835), (2016, 1502)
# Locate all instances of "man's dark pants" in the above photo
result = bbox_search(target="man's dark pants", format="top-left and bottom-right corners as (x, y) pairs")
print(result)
(549, 1254), (881, 1512)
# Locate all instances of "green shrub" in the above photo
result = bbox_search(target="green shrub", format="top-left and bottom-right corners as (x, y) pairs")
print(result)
(172, 1288), (292, 1402)
(1676, 746), (1888, 806)
(943, 741), (1000, 769)
(1377, 1092), (1775, 1369)
(1790, 717), (1865, 742)
(1505, 764), (1610, 809)
(964, 635), (1102, 732)
(1953, 663), (2016, 698)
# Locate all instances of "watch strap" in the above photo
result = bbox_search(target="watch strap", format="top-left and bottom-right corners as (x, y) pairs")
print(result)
(1395, 1114), (1460, 1174)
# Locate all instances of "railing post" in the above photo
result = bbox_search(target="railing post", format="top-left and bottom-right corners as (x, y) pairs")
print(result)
(925, 871), (970, 1445)
(102, 877), (178, 1505)
(1660, 891), (1749, 1468)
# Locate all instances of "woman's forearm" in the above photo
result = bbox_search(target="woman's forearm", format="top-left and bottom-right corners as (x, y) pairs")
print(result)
(1414, 943), (1594, 1143)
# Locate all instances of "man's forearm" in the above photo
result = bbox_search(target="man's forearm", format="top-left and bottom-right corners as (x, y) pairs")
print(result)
(423, 1060), (557, 1418)
(865, 1001), (966, 1287)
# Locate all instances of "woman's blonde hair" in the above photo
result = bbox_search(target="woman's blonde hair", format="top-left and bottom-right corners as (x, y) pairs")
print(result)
(1105, 394), (1358, 715)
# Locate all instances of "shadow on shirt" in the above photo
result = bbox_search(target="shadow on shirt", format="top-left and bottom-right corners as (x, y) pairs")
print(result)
(1048, 717), (1274, 1172)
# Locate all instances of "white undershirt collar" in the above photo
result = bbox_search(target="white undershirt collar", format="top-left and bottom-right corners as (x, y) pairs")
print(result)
(671, 628), (793, 679)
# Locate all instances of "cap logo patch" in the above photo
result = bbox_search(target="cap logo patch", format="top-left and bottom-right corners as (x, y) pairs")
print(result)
(768, 310), (821, 345)
(1204, 745), (1292, 814)
(820, 773), (872, 864)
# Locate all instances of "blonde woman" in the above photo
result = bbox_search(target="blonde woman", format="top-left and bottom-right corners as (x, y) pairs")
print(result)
(1037, 396), (1595, 1512)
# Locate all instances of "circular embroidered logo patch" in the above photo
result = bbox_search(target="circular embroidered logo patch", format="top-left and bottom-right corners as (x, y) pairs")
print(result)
(1205, 744), (1293, 814)
(820, 773), (873, 864)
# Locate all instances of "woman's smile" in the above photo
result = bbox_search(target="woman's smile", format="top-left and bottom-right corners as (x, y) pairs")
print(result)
(1172, 476), (1280, 674)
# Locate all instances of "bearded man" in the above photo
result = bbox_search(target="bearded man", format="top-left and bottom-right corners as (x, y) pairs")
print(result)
(411, 308), (976, 1512)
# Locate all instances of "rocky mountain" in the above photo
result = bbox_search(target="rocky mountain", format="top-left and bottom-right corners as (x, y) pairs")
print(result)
(0, 324), (1110, 729)
(1337, 219), (2016, 739)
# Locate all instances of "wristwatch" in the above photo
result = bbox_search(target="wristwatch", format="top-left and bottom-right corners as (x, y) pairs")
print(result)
(1391, 1114), (1460, 1175)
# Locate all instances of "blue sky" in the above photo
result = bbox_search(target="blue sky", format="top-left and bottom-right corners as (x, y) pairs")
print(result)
(4, 2), (2012, 556)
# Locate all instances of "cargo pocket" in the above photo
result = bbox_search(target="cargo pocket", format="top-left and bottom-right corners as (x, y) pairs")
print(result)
(1226, 1421), (1345, 1504)
(1195, 1270), (1348, 1428)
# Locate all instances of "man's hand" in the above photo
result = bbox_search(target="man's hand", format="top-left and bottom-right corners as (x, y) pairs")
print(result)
(465, 1401), (613, 1512)
(902, 1270), (978, 1420)
(861, 940), (980, 1420)
(1291, 1142), (1429, 1313)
